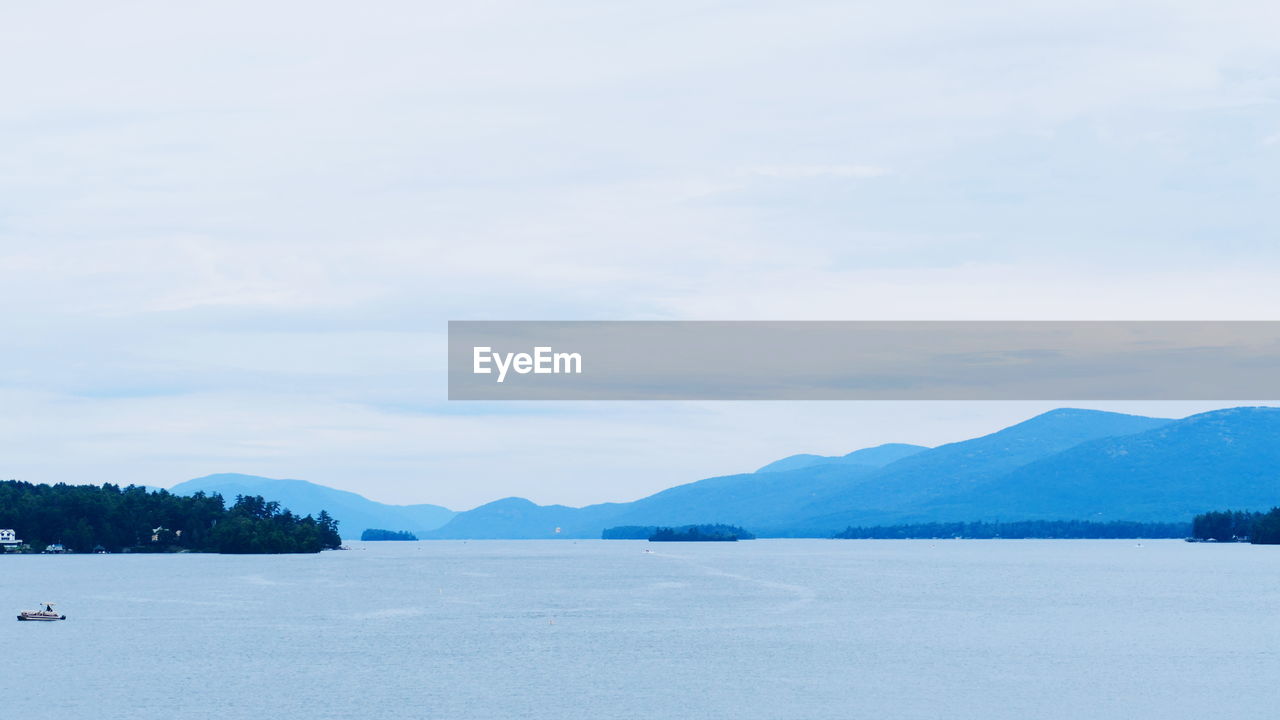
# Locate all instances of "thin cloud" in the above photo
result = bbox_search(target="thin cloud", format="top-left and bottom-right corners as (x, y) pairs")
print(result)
(744, 164), (890, 179)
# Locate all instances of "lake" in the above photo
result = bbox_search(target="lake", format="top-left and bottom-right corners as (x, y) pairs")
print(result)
(3, 539), (1278, 719)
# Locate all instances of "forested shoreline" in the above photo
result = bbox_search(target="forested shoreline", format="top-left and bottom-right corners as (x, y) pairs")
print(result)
(1190, 508), (1280, 543)
(834, 519), (1191, 539)
(0, 480), (342, 554)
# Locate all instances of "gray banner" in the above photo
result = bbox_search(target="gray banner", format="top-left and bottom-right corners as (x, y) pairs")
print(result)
(447, 321), (1280, 400)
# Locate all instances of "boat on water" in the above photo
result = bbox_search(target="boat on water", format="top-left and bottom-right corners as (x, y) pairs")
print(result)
(17, 603), (65, 621)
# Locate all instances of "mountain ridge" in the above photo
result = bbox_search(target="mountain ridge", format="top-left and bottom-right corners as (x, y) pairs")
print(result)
(755, 443), (928, 473)
(423, 407), (1182, 538)
(783, 407), (1173, 530)
(170, 473), (456, 540)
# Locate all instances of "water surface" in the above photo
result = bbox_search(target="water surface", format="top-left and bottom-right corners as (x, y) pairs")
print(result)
(3, 539), (1278, 719)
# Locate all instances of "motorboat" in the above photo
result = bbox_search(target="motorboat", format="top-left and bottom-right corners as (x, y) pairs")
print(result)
(17, 603), (65, 621)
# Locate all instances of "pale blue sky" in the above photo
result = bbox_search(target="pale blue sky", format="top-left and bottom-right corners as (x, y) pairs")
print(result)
(1, 1), (1278, 507)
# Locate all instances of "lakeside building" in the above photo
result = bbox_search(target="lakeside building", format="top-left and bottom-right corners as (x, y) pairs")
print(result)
(1, 528), (22, 551)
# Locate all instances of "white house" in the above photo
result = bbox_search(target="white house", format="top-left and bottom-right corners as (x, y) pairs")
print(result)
(1, 529), (22, 548)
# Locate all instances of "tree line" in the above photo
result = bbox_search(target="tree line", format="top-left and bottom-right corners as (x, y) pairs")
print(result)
(1191, 508), (1280, 543)
(834, 519), (1191, 539)
(0, 480), (342, 554)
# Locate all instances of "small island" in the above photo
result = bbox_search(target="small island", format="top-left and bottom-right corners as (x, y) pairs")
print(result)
(603, 524), (755, 542)
(360, 528), (418, 541)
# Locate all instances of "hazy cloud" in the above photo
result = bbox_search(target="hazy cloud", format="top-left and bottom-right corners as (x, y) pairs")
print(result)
(1, 0), (1278, 505)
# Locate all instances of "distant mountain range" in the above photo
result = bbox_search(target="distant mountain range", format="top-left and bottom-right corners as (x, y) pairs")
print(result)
(170, 406), (1280, 540)
(418, 406), (1280, 538)
(169, 474), (455, 539)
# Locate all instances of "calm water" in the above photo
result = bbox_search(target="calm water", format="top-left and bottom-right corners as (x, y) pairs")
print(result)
(3, 539), (1279, 719)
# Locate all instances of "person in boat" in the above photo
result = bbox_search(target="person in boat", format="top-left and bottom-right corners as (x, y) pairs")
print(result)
(45, 604), (53, 612)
